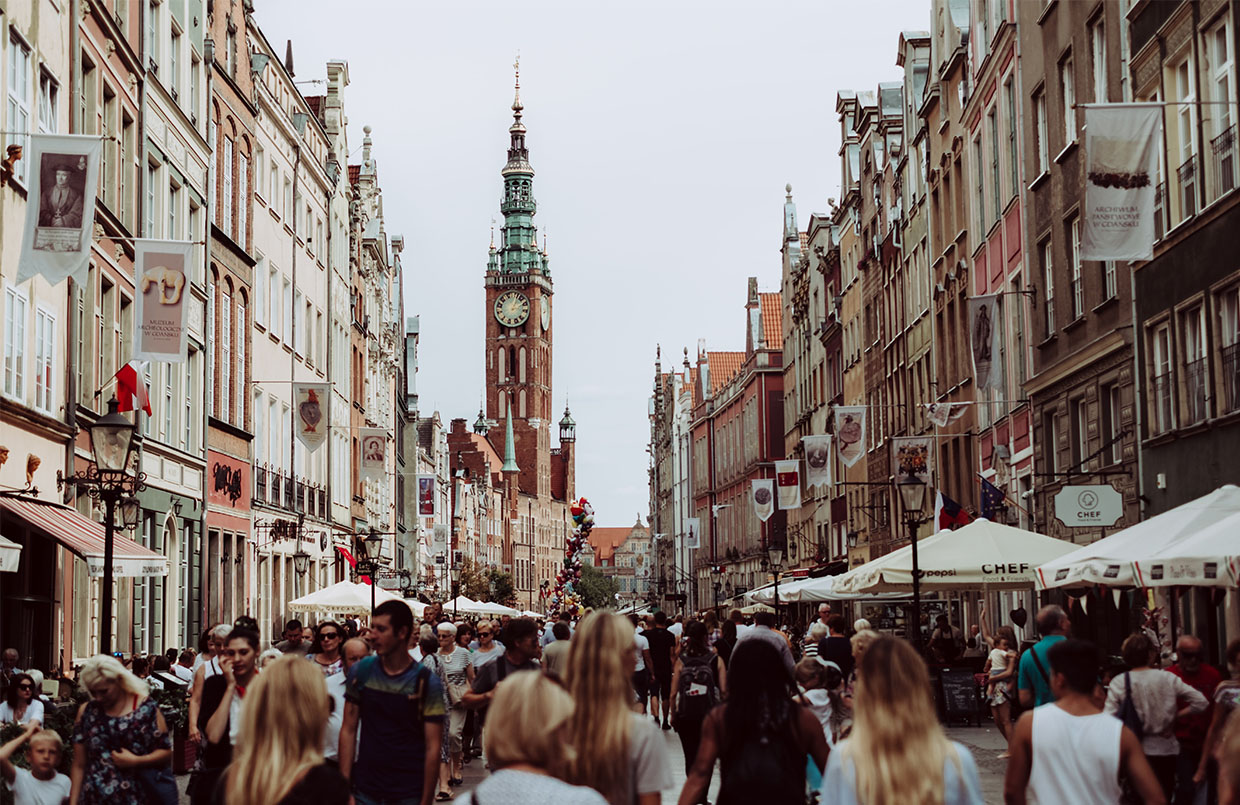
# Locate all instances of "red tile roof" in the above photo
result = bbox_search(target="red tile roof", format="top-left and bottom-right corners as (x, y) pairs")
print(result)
(304, 95), (325, 122)
(708, 351), (745, 395)
(760, 293), (784, 350)
(587, 527), (633, 565)
(348, 164), (361, 185)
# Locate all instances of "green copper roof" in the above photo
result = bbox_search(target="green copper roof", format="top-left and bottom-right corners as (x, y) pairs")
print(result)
(501, 414), (519, 473)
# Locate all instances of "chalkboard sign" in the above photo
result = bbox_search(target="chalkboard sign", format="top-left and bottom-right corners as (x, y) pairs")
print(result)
(939, 668), (981, 725)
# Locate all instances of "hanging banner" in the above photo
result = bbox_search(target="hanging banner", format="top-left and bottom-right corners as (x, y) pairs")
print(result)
(923, 402), (969, 428)
(751, 479), (775, 523)
(684, 517), (701, 550)
(416, 473), (437, 517)
(17, 134), (102, 286)
(1081, 103), (1163, 261)
(775, 459), (802, 510)
(802, 435), (832, 489)
(132, 240), (192, 363)
(968, 294), (1003, 390)
(892, 436), (934, 486)
(359, 428), (387, 481)
(833, 406), (867, 468)
(293, 383), (329, 451)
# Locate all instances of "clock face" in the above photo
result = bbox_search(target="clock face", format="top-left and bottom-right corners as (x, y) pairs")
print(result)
(540, 296), (551, 330)
(494, 291), (530, 327)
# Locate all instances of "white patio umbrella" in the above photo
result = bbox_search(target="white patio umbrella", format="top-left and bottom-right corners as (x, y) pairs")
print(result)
(834, 518), (1078, 594)
(1036, 484), (1240, 589)
(1130, 511), (1240, 588)
(469, 600), (521, 616)
(0, 536), (22, 573)
(746, 575), (911, 604)
(288, 580), (407, 616)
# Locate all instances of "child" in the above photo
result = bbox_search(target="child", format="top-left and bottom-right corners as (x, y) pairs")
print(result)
(983, 633), (1018, 757)
(0, 722), (71, 805)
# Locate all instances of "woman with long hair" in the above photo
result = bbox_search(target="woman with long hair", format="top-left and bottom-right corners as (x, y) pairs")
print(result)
(0, 673), (43, 726)
(565, 611), (673, 805)
(715, 620), (737, 669)
(463, 671), (607, 804)
(668, 620), (725, 803)
(678, 639), (828, 805)
(306, 621), (344, 676)
(216, 655), (350, 804)
(821, 636), (984, 804)
(70, 655), (174, 805)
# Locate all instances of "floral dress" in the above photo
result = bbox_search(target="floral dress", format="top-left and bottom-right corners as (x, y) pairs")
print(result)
(72, 696), (171, 804)
(420, 655), (450, 765)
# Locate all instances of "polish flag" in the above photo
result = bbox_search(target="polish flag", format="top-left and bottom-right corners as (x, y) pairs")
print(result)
(113, 361), (152, 416)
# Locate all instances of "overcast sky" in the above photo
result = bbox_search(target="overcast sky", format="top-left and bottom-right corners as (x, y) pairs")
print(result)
(256, 0), (929, 527)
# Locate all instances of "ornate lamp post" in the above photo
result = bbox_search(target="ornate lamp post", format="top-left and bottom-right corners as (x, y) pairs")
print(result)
(710, 564), (724, 611)
(896, 473), (928, 651)
(57, 397), (145, 655)
(292, 546), (311, 599)
(766, 542), (785, 624)
(355, 530), (385, 616)
(450, 563), (463, 619)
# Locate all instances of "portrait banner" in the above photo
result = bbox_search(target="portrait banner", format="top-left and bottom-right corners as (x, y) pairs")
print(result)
(1082, 103), (1163, 261)
(133, 240), (192, 363)
(775, 459), (802, 510)
(802, 435), (832, 489)
(923, 402), (969, 428)
(292, 383), (330, 452)
(684, 517), (701, 550)
(751, 479), (775, 523)
(968, 294), (1003, 390)
(891, 436), (934, 486)
(359, 428), (387, 481)
(416, 473), (437, 518)
(833, 406), (867, 468)
(18, 134), (102, 286)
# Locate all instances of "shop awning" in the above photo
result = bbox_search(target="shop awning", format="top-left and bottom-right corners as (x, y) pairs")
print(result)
(0, 535), (21, 572)
(0, 496), (168, 578)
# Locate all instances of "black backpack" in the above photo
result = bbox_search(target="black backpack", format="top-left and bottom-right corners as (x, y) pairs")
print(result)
(718, 709), (806, 805)
(675, 654), (720, 721)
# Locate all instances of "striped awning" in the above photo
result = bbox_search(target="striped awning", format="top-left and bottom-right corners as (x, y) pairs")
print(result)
(0, 496), (168, 577)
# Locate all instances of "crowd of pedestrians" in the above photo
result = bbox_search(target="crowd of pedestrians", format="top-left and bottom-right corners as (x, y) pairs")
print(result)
(3, 596), (1240, 805)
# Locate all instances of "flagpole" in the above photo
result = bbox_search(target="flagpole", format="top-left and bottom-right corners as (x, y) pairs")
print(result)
(977, 472), (1034, 523)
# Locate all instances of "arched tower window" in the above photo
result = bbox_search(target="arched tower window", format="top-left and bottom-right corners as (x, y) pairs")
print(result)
(509, 346), (516, 372)
(519, 390), (527, 418)
(519, 347), (527, 383)
(499, 393), (507, 420)
(498, 347), (506, 381)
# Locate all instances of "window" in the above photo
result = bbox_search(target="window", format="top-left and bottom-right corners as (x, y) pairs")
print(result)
(1041, 240), (1055, 333)
(235, 300), (245, 425)
(38, 71), (57, 133)
(1061, 56), (1076, 145)
(1009, 274), (1026, 393)
(1090, 19), (1107, 103)
(283, 177), (292, 223)
(190, 54), (200, 120)
(1102, 383), (1122, 465)
(1150, 322), (1174, 434)
(1205, 18), (1237, 199)
(168, 180), (180, 239)
(208, 117), (216, 223)
(1219, 286), (1240, 413)
(1182, 305), (1208, 424)
(254, 254), (266, 326)
(7, 34), (32, 182)
(207, 280), (215, 415)
(4, 288), (28, 398)
(270, 265), (279, 331)
(1069, 217), (1083, 319)
(163, 364), (174, 441)
(1006, 78), (1017, 198)
(145, 0), (159, 68)
(33, 308), (54, 412)
(146, 161), (158, 237)
(221, 291), (231, 423)
(989, 108), (1000, 222)
(1044, 412), (1060, 475)
(254, 147), (265, 199)
(222, 138), (234, 237)
(1103, 260), (1117, 300)
(1069, 397), (1088, 470)
(270, 166), (279, 212)
(185, 351), (195, 449)
(283, 278), (292, 346)
(170, 27), (181, 98)
(1034, 90), (1049, 174)
(973, 136), (984, 234)
(1175, 57), (1199, 218)
(237, 151), (248, 245)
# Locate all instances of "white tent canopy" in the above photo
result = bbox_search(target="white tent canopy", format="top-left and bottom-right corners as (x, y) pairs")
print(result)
(835, 518), (1078, 594)
(744, 575), (910, 604)
(442, 596), (520, 617)
(1130, 510), (1240, 588)
(288, 580), (425, 617)
(1036, 484), (1240, 589)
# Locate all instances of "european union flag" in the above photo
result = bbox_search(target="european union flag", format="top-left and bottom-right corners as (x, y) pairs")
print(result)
(981, 477), (1006, 521)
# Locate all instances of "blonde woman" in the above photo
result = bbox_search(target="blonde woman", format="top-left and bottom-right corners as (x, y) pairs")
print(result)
(464, 671), (607, 804)
(216, 655), (350, 804)
(70, 655), (174, 805)
(565, 612), (673, 805)
(821, 636), (983, 804)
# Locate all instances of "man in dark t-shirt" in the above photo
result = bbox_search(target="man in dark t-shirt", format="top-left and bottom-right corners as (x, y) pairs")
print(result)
(464, 617), (542, 707)
(642, 611), (677, 730)
(817, 615), (854, 681)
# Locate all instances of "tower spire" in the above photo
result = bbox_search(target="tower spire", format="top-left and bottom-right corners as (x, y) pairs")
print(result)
(501, 414), (519, 473)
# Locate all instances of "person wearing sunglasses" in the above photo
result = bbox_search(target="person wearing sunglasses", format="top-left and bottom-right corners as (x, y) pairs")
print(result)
(309, 622), (346, 677)
(469, 622), (505, 669)
(0, 674), (43, 727)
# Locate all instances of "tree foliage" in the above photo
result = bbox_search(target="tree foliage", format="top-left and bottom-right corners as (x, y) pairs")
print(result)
(577, 564), (619, 610)
(454, 558), (517, 607)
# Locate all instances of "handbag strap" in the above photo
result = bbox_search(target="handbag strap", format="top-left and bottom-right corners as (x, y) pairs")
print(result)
(1029, 645), (1051, 687)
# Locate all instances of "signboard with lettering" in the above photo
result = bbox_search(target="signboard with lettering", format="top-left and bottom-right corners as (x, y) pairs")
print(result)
(1054, 485), (1123, 528)
(207, 451), (250, 510)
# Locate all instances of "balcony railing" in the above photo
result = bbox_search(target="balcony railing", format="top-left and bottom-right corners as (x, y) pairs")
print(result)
(1184, 357), (1209, 425)
(1151, 371), (1175, 435)
(283, 475), (294, 510)
(1211, 124), (1237, 203)
(1223, 342), (1240, 414)
(255, 467), (267, 504)
(1179, 155), (1198, 221)
(269, 472), (281, 506)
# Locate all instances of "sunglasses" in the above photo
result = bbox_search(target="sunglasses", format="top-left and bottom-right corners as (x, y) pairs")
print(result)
(17, 684), (33, 690)
(320, 632), (340, 640)
(478, 632), (492, 637)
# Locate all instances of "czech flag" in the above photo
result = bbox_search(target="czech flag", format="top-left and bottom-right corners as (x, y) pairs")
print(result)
(112, 361), (152, 416)
(934, 491), (974, 533)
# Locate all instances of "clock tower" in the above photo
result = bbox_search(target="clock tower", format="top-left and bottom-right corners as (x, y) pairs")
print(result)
(484, 63), (553, 498)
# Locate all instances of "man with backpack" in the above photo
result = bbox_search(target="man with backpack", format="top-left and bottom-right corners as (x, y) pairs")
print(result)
(1018, 605), (1071, 709)
(669, 620), (726, 805)
(462, 616), (542, 709)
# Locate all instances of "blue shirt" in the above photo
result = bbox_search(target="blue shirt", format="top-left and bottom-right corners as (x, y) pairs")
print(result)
(821, 739), (984, 804)
(345, 655), (446, 799)
(1017, 635), (1067, 708)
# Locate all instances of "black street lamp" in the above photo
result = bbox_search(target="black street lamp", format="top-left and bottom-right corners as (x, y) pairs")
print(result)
(710, 564), (724, 611)
(58, 396), (145, 656)
(896, 473), (928, 652)
(356, 530), (385, 616)
(450, 563), (462, 619)
(766, 543), (785, 624)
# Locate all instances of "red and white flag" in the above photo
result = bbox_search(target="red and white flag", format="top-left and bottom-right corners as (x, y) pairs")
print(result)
(113, 361), (151, 416)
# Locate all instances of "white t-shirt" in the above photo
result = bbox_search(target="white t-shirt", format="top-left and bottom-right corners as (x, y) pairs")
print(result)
(6, 766), (71, 805)
(323, 671), (346, 760)
(0, 698), (44, 726)
(466, 768), (607, 805)
(172, 664), (195, 683)
(668, 622), (684, 639)
(634, 631), (650, 672)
